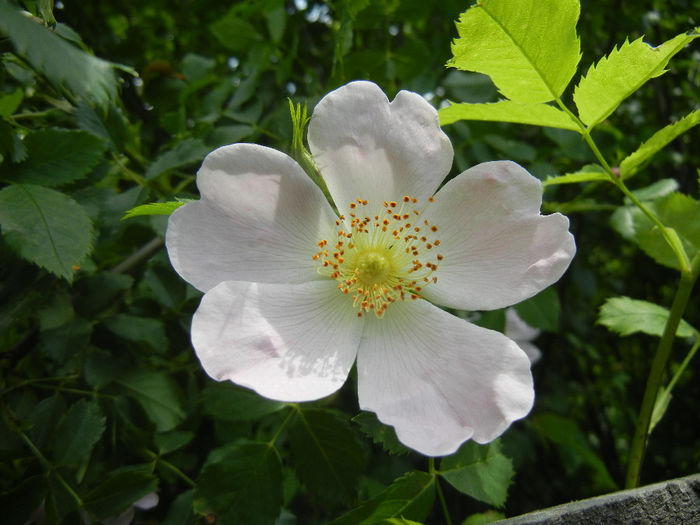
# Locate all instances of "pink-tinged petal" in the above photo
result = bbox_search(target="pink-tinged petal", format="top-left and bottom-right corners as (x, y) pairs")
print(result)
(191, 280), (361, 402)
(166, 144), (337, 292)
(307, 81), (453, 216)
(422, 161), (575, 310)
(357, 299), (534, 456)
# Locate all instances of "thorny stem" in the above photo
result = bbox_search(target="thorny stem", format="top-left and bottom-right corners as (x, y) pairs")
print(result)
(625, 253), (700, 488)
(429, 457), (453, 525)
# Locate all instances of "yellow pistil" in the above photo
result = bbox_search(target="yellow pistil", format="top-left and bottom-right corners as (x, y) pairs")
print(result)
(313, 195), (443, 318)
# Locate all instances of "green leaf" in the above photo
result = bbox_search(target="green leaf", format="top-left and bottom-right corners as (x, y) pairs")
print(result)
(194, 442), (282, 525)
(0, 184), (93, 281)
(629, 178), (680, 202)
(122, 200), (188, 220)
(574, 30), (700, 128)
(0, 87), (23, 117)
(0, 0), (119, 107)
(210, 10), (264, 52)
(83, 468), (158, 520)
(155, 430), (195, 455)
(201, 381), (285, 422)
(163, 490), (194, 525)
(40, 318), (93, 361)
(352, 412), (411, 456)
(117, 370), (185, 432)
(145, 138), (210, 180)
(0, 475), (47, 525)
(3, 129), (106, 186)
(448, 0), (581, 103)
(329, 471), (435, 525)
(439, 101), (579, 130)
(514, 287), (561, 332)
(29, 396), (66, 450)
(542, 165), (609, 187)
(598, 297), (696, 338)
(439, 440), (514, 508)
(103, 314), (168, 350)
(462, 511), (506, 525)
(288, 407), (367, 504)
(52, 399), (106, 466)
(620, 109), (700, 179)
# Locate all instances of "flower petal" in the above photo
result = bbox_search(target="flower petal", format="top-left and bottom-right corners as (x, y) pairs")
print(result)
(191, 280), (361, 402)
(422, 161), (575, 310)
(166, 144), (337, 291)
(357, 299), (534, 456)
(307, 81), (453, 216)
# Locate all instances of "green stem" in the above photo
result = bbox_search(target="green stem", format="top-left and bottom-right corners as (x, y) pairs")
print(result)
(429, 458), (453, 525)
(143, 449), (196, 487)
(625, 252), (700, 488)
(269, 406), (295, 446)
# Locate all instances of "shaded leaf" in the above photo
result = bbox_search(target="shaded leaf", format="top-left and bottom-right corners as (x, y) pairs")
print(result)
(620, 109), (700, 179)
(3, 129), (106, 186)
(0, 184), (93, 281)
(514, 287), (561, 332)
(352, 412), (411, 456)
(439, 101), (579, 130)
(194, 442), (282, 525)
(52, 399), (106, 466)
(329, 471), (435, 525)
(289, 407), (367, 504)
(0, 0), (119, 107)
(201, 382), (285, 422)
(574, 31), (700, 128)
(83, 468), (158, 520)
(439, 440), (514, 508)
(103, 314), (168, 350)
(117, 370), (185, 432)
(598, 296), (696, 338)
(449, 0), (581, 103)
(145, 138), (210, 180)
(163, 490), (194, 525)
(0, 475), (47, 525)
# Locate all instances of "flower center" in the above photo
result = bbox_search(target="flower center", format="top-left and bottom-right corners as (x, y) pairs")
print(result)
(313, 196), (443, 318)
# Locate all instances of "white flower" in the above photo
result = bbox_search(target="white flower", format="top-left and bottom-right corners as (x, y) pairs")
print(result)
(166, 81), (576, 456)
(505, 308), (543, 364)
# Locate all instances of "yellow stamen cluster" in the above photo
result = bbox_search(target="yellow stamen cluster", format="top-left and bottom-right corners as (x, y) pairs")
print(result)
(313, 196), (443, 318)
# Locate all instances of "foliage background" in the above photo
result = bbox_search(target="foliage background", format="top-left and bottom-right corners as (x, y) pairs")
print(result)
(1, 0), (698, 523)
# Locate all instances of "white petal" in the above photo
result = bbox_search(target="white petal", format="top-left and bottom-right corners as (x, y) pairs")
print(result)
(307, 81), (453, 216)
(357, 299), (534, 456)
(422, 161), (576, 310)
(166, 144), (337, 292)
(191, 280), (361, 402)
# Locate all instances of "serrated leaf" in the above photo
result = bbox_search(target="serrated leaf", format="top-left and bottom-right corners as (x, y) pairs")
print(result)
(145, 138), (210, 180)
(3, 129), (106, 186)
(352, 412), (411, 456)
(439, 440), (514, 508)
(103, 314), (168, 350)
(194, 442), (282, 525)
(201, 382), (285, 422)
(439, 101), (579, 130)
(598, 297), (696, 338)
(448, 0), (581, 103)
(0, 0), (119, 107)
(574, 30), (700, 128)
(117, 370), (185, 432)
(329, 471), (435, 525)
(122, 200), (188, 220)
(52, 399), (106, 466)
(620, 109), (700, 179)
(83, 468), (158, 520)
(0, 184), (93, 281)
(542, 165), (609, 187)
(29, 396), (66, 450)
(288, 407), (367, 504)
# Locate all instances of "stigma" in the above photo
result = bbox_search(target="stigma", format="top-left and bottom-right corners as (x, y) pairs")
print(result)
(313, 196), (443, 318)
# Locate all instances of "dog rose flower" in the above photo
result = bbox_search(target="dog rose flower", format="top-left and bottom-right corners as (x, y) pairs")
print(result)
(166, 81), (575, 455)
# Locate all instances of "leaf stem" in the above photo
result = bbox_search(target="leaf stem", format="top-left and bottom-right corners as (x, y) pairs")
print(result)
(429, 458), (453, 525)
(143, 449), (196, 487)
(625, 252), (700, 488)
(269, 405), (296, 446)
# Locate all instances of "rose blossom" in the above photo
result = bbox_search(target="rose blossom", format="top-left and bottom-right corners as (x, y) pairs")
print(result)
(165, 81), (575, 455)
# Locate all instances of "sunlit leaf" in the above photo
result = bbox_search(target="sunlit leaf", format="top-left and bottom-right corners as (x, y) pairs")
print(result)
(574, 30), (700, 128)
(620, 109), (700, 179)
(439, 101), (579, 130)
(598, 297), (696, 338)
(0, 184), (93, 281)
(328, 471), (435, 525)
(122, 200), (189, 220)
(449, 0), (581, 103)
(542, 165), (608, 187)
(439, 440), (513, 508)
(0, 0), (120, 107)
